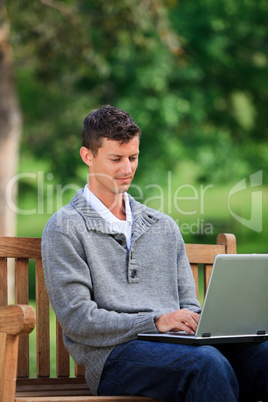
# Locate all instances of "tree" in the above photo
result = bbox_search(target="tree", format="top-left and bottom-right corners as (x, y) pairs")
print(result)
(0, 3), (21, 237)
(0, 3), (22, 303)
(5, 0), (268, 196)
(7, 0), (181, 187)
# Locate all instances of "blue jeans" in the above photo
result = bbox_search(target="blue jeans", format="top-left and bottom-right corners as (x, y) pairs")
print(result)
(98, 340), (268, 402)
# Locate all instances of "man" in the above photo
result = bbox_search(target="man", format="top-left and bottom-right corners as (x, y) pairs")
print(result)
(42, 105), (268, 401)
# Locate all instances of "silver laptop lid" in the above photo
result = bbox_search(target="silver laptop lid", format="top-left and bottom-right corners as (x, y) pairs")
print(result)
(196, 254), (268, 338)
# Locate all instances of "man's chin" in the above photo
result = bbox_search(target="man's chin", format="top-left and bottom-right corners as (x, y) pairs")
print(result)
(111, 182), (131, 194)
(116, 184), (130, 194)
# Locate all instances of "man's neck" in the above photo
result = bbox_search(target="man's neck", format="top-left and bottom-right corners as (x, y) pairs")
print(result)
(88, 185), (126, 221)
(109, 201), (126, 221)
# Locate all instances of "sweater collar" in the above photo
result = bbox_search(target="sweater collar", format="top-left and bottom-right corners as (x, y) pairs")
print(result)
(83, 185), (133, 225)
(71, 189), (159, 236)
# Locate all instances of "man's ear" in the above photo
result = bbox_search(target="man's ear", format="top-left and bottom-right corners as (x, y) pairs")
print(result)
(80, 147), (93, 167)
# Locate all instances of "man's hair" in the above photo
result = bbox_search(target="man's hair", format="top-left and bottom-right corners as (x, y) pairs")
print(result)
(81, 105), (141, 156)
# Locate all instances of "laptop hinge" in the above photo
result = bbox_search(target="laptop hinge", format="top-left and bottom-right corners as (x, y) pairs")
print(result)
(202, 333), (211, 338)
(257, 330), (266, 335)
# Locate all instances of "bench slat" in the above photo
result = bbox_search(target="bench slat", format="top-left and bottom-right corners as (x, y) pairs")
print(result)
(0, 237), (41, 258)
(0, 258), (7, 306)
(36, 257), (50, 378)
(204, 264), (213, 294)
(16, 377), (88, 390)
(75, 363), (85, 378)
(57, 319), (70, 377)
(15, 258), (30, 378)
(185, 244), (226, 264)
(190, 263), (199, 299)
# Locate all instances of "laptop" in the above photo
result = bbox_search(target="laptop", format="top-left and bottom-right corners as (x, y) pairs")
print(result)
(138, 254), (268, 345)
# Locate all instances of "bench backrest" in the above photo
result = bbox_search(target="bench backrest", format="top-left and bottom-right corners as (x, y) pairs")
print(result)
(0, 233), (236, 396)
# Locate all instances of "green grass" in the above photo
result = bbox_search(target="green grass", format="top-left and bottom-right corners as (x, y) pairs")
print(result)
(137, 182), (268, 253)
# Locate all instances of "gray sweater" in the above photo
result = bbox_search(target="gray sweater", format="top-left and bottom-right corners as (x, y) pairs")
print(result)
(41, 189), (201, 395)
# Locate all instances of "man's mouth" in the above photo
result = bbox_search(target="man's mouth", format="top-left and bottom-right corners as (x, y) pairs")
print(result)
(115, 177), (132, 183)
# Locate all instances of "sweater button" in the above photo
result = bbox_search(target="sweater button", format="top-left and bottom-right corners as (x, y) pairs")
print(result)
(130, 269), (138, 278)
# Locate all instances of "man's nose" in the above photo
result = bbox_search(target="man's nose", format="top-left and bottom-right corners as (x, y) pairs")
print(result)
(120, 158), (132, 175)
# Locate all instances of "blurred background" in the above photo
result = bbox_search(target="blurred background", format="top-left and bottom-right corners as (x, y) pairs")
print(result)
(1, 0), (267, 254)
(1, 0), (267, 375)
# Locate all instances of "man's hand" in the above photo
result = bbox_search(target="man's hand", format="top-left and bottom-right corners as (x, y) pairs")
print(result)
(155, 309), (200, 334)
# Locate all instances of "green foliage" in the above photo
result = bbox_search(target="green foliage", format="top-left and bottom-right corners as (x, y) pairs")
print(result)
(168, 0), (268, 181)
(7, 0), (268, 185)
(5, 0), (268, 187)
(7, 0), (267, 187)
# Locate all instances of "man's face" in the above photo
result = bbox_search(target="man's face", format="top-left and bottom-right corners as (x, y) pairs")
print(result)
(88, 136), (140, 198)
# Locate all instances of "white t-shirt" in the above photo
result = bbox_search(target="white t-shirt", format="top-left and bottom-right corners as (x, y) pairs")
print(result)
(83, 185), (133, 250)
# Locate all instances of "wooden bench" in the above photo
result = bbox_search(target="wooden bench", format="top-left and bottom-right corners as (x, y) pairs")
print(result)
(0, 233), (236, 402)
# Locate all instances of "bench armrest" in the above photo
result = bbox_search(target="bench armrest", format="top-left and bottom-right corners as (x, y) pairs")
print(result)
(0, 304), (35, 335)
(0, 305), (35, 402)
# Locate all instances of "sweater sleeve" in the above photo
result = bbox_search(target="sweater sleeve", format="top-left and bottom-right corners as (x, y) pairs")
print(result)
(42, 225), (160, 349)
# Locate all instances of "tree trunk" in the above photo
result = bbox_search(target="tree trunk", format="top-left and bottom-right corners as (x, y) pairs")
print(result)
(0, 6), (22, 302)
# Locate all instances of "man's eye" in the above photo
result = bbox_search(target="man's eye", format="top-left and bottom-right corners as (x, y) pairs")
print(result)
(111, 158), (120, 162)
